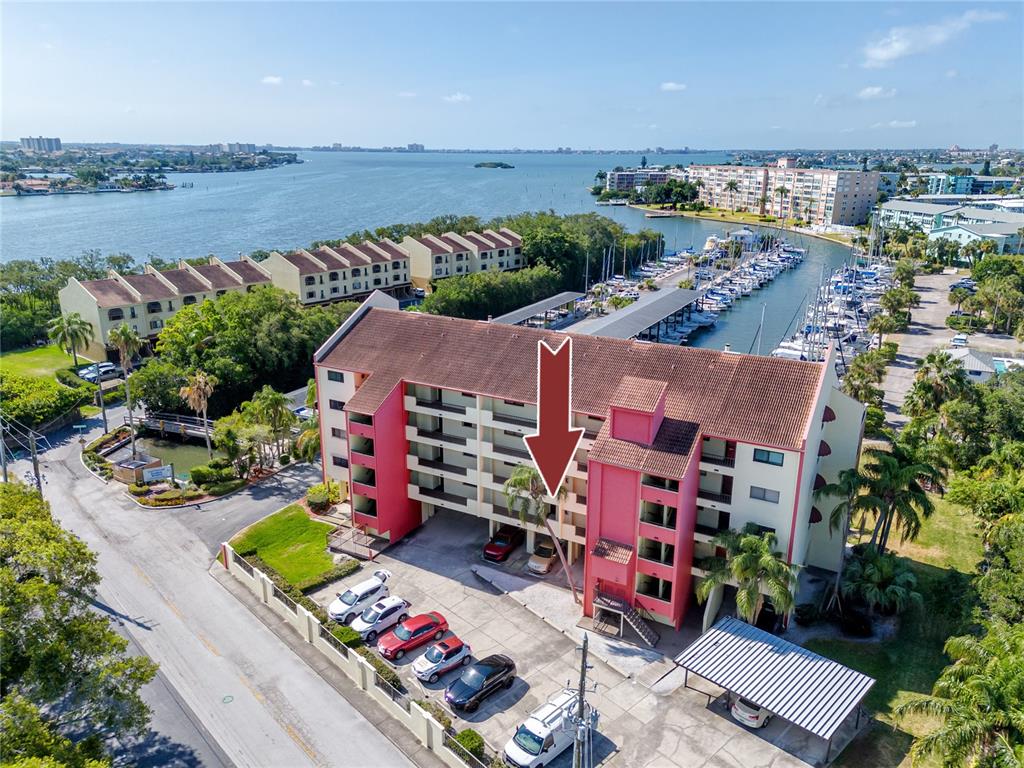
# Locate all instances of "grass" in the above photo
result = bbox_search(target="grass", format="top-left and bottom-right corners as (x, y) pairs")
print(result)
(230, 504), (335, 586)
(0, 344), (90, 378)
(806, 495), (982, 767)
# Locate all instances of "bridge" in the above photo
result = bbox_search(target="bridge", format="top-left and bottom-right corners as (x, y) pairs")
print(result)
(137, 412), (214, 439)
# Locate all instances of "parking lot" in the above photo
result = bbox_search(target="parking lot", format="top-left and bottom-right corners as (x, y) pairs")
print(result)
(311, 512), (817, 767)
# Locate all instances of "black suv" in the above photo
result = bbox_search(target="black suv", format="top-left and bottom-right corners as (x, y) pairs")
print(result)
(444, 654), (516, 712)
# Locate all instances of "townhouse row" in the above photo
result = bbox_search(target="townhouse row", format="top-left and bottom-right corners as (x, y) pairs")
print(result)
(313, 296), (864, 632)
(58, 228), (523, 358)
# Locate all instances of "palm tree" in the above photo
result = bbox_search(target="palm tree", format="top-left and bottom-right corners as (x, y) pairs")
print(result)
(840, 545), (922, 616)
(860, 446), (940, 553)
(724, 180), (740, 211)
(757, 194), (769, 216)
(774, 186), (790, 222)
(949, 286), (971, 314)
(47, 312), (94, 367)
(868, 312), (900, 348)
(1016, 226), (1024, 256)
(503, 465), (579, 603)
(695, 523), (796, 625)
(912, 351), (969, 412)
(245, 385), (296, 458)
(107, 324), (142, 458)
(179, 370), (217, 459)
(815, 468), (871, 612)
(896, 622), (1024, 767)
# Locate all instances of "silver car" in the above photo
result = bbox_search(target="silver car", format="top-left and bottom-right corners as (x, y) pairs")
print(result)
(327, 569), (391, 624)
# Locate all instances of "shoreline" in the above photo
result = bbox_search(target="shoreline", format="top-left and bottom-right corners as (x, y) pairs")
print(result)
(624, 203), (855, 247)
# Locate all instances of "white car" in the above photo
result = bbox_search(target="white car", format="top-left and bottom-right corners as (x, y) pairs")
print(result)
(527, 539), (558, 575)
(730, 696), (771, 728)
(950, 333), (969, 348)
(412, 637), (473, 683)
(349, 596), (409, 642)
(327, 569), (391, 624)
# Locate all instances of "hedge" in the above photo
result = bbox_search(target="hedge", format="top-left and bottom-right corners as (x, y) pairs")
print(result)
(128, 483), (149, 496)
(454, 729), (486, 760)
(203, 478), (248, 497)
(414, 699), (452, 730)
(329, 624), (364, 649)
(85, 426), (133, 453)
(946, 314), (984, 332)
(356, 647), (403, 690)
(135, 488), (204, 507)
(0, 370), (86, 427)
(240, 553), (332, 623)
(306, 480), (341, 512)
(293, 558), (360, 593)
(82, 450), (113, 479)
(190, 463), (238, 486)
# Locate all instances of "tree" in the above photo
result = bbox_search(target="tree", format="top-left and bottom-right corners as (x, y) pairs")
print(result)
(815, 468), (871, 611)
(905, 351), (969, 416)
(774, 186), (790, 222)
(243, 385), (295, 458)
(503, 465), (579, 603)
(694, 523), (796, 625)
(47, 312), (94, 367)
(893, 257), (917, 289)
(640, 155), (648, 169)
(950, 286), (972, 313)
(724, 180), (739, 211)
(127, 358), (188, 414)
(0, 482), (157, 763)
(179, 370), (218, 459)
(868, 312), (900, 347)
(859, 446), (940, 553)
(757, 194), (769, 215)
(107, 324), (141, 457)
(840, 545), (922, 616)
(896, 621), (1024, 767)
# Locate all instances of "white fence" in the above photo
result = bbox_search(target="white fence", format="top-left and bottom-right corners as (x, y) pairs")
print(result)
(220, 543), (492, 768)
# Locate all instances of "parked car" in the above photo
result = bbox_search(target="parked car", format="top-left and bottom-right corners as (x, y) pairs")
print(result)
(349, 595), (409, 642)
(503, 688), (592, 768)
(527, 538), (558, 575)
(292, 405), (315, 421)
(730, 696), (771, 728)
(327, 569), (391, 624)
(412, 637), (472, 683)
(444, 654), (516, 712)
(377, 612), (448, 660)
(483, 525), (525, 562)
(951, 333), (970, 348)
(413, 287), (426, 298)
(78, 362), (122, 383)
(77, 361), (115, 378)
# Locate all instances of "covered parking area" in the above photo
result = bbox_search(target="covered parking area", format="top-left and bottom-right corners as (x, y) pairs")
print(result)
(675, 617), (874, 766)
(490, 291), (584, 328)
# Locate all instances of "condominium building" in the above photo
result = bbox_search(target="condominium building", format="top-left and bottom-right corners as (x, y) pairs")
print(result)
(58, 257), (272, 359)
(686, 162), (882, 226)
(878, 200), (1024, 246)
(926, 173), (1018, 196)
(20, 136), (62, 152)
(400, 228), (524, 285)
(262, 240), (412, 305)
(605, 168), (671, 192)
(314, 297), (864, 631)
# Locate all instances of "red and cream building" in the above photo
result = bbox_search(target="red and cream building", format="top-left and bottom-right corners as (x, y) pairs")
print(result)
(313, 295), (864, 631)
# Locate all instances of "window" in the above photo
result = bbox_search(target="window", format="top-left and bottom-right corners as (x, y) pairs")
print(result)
(166, 301), (174, 312)
(129, 307), (137, 318)
(182, 295), (197, 306)
(329, 399), (344, 410)
(434, 255), (443, 264)
(108, 309), (124, 321)
(750, 486), (780, 504)
(373, 278), (381, 286)
(353, 281), (361, 290)
(146, 301), (162, 314)
(331, 286), (339, 294)
(352, 268), (361, 277)
(149, 319), (162, 330)
(753, 448), (784, 466)
(329, 272), (338, 281)
(305, 276), (315, 286)
(216, 290), (226, 297)
(306, 291), (315, 299)
(372, 264), (382, 273)
(330, 427), (343, 439)
(332, 455), (348, 467)
(328, 370), (345, 383)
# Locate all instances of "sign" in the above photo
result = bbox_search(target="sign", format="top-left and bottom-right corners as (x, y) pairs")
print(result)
(143, 465), (174, 483)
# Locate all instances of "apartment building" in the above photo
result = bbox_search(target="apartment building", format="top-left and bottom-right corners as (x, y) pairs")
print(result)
(400, 228), (524, 285)
(314, 297), (864, 631)
(926, 173), (1019, 196)
(878, 200), (1024, 241)
(261, 240), (411, 305)
(20, 136), (62, 152)
(58, 257), (271, 359)
(605, 168), (671, 192)
(686, 162), (882, 226)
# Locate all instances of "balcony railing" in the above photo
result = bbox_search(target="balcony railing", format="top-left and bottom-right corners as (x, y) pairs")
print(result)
(491, 442), (530, 460)
(638, 552), (674, 567)
(701, 453), (736, 468)
(491, 411), (535, 428)
(415, 398), (466, 415)
(419, 457), (468, 477)
(418, 486), (469, 506)
(414, 428), (468, 446)
(694, 522), (726, 537)
(354, 500), (377, 517)
(697, 489), (732, 504)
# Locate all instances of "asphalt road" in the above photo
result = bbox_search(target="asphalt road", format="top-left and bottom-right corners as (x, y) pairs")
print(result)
(10, 407), (411, 768)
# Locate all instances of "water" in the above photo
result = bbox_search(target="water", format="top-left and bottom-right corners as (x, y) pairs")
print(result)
(1, 149), (852, 353)
(111, 436), (222, 478)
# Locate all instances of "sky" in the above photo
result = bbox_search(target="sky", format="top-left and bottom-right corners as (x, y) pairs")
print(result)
(2, 2), (1021, 150)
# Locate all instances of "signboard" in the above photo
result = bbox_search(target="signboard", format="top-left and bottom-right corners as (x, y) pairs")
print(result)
(143, 465), (174, 483)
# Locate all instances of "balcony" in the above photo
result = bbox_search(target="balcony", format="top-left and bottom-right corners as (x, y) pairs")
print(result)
(408, 425), (468, 447)
(491, 411), (535, 429)
(697, 489), (732, 504)
(700, 453), (735, 468)
(353, 496), (377, 517)
(352, 466), (376, 487)
(416, 486), (469, 507)
(350, 412), (373, 426)
(351, 435), (375, 457)
(642, 475), (680, 493)
(639, 503), (677, 530)
(406, 394), (467, 416)
(490, 442), (530, 461)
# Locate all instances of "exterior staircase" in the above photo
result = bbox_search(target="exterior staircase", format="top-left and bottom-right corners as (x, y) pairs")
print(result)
(594, 590), (660, 648)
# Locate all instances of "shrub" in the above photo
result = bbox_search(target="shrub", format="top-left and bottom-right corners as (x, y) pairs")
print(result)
(453, 729), (486, 760)
(0, 370), (86, 427)
(330, 624), (364, 649)
(128, 483), (149, 496)
(202, 478), (247, 497)
(307, 480), (342, 512)
(85, 426), (132, 453)
(56, 368), (92, 388)
(279, 453), (291, 465)
(242, 553), (332, 622)
(294, 558), (360, 593)
(190, 463), (237, 486)
(946, 314), (982, 332)
(879, 341), (899, 362)
(82, 450), (113, 479)
(794, 603), (820, 626)
(415, 699), (452, 730)
(356, 647), (403, 690)
(208, 457), (232, 470)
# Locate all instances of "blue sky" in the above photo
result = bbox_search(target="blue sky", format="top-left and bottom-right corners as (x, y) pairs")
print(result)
(3, 2), (1020, 149)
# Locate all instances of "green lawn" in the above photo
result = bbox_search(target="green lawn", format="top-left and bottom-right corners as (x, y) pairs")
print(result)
(230, 504), (334, 586)
(0, 344), (89, 378)
(806, 496), (982, 767)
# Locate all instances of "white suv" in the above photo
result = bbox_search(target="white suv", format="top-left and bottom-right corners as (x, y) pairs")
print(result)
(350, 596), (409, 642)
(328, 569), (391, 624)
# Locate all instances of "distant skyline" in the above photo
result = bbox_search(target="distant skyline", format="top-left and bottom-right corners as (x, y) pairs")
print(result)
(2, 2), (1021, 150)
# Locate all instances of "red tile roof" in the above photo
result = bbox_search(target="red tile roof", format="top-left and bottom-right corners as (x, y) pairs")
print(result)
(319, 309), (824, 457)
(482, 230), (513, 248)
(591, 537), (634, 565)
(309, 247), (350, 270)
(610, 375), (667, 413)
(440, 235), (470, 253)
(79, 278), (138, 308)
(120, 273), (174, 302)
(498, 228), (523, 247)
(349, 242), (391, 264)
(193, 263), (241, 289)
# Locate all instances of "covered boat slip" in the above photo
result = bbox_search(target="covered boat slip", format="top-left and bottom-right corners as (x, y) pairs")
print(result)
(676, 617), (874, 764)
(490, 291), (584, 326)
(578, 287), (704, 340)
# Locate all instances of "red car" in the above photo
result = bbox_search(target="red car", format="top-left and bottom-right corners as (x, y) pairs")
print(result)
(377, 612), (448, 660)
(483, 525), (525, 562)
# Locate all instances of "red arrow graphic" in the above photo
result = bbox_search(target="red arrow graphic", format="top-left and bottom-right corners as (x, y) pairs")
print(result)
(524, 337), (585, 497)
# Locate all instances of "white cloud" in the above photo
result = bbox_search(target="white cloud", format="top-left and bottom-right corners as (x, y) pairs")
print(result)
(840, 127), (857, 134)
(813, 93), (826, 106)
(301, 79), (314, 87)
(261, 75), (283, 85)
(648, 124), (659, 130)
(862, 10), (1004, 68)
(857, 85), (897, 100)
(659, 81), (687, 92)
(398, 91), (417, 98)
(945, 69), (959, 79)
(872, 119), (917, 129)
(443, 92), (471, 103)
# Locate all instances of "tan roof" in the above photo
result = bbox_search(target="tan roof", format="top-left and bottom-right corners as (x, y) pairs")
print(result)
(592, 537), (634, 565)
(281, 251), (327, 274)
(610, 375), (667, 413)
(159, 268), (208, 294)
(193, 263), (241, 289)
(79, 278), (138, 308)
(120, 273), (173, 302)
(227, 260), (271, 284)
(319, 309), (823, 456)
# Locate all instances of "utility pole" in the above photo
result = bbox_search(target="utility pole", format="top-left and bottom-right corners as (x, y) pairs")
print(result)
(0, 423), (8, 483)
(29, 433), (41, 493)
(94, 361), (109, 434)
(570, 634), (599, 768)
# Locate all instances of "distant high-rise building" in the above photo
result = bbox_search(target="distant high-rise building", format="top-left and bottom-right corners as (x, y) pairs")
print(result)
(406, 143), (425, 152)
(20, 136), (62, 152)
(989, 143), (999, 152)
(221, 142), (257, 153)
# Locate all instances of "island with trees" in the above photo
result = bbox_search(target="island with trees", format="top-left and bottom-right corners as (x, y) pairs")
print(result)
(473, 161), (515, 169)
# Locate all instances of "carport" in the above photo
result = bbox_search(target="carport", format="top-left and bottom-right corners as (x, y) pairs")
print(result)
(675, 617), (874, 763)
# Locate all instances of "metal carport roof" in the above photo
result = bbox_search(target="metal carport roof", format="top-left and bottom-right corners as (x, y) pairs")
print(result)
(578, 288), (703, 340)
(490, 291), (584, 325)
(675, 617), (874, 740)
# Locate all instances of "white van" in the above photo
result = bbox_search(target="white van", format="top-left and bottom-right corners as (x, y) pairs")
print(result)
(327, 569), (392, 624)
(502, 689), (597, 768)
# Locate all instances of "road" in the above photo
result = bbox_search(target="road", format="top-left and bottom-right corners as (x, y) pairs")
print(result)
(11, 407), (412, 768)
